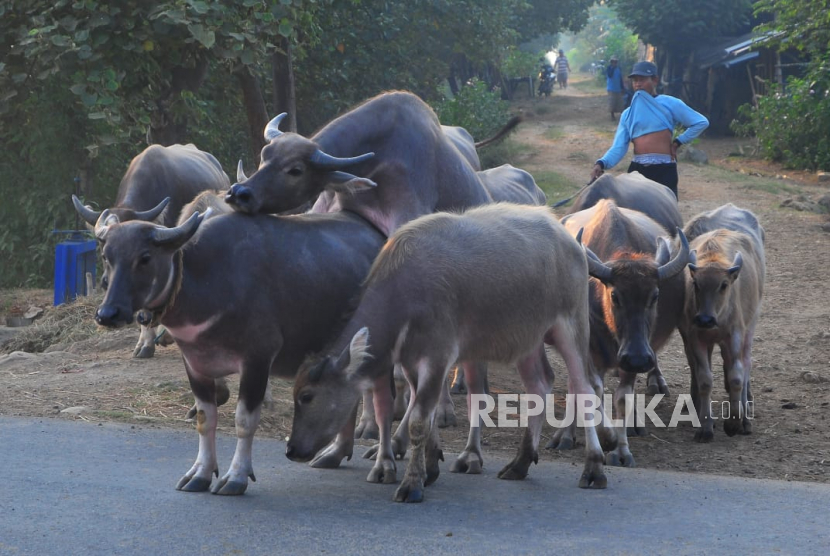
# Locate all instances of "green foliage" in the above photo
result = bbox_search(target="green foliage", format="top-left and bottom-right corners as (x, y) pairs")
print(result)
(501, 47), (540, 79)
(433, 78), (511, 143)
(732, 72), (830, 171)
(567, 5), (637, 78)
(753, 0), (830, 55)
(609, 0), (753, 56)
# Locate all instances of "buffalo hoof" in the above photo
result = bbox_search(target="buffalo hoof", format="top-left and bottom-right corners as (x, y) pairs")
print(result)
(211, 479), (248, 496)
(694, 429), (714, 443)
(133, 344), (155, 359)
(367, 460), (397, 484)
(450, 451), (483, 474)
(310, 447), (350, 469)
(546, 430), (575, 450)
(497, 461), (530, 481)
(742, 420), (753, 435)
(607, 449), (636, 468)
(434, 403), (457, 428)
(424, 450), (443, 487)
(394, 480), (425, 503)
(647, 374), (671, 396)
(176, 475), (212, 492)
(723, 417), (744, 437)
(155, 329), (175, 347)
(354, 418), (380, 440)
(578, 469), (608, 489)
(363, 437), (406, 461)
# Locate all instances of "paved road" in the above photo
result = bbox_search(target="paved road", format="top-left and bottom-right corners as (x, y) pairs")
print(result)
(2, 416), (827, 555)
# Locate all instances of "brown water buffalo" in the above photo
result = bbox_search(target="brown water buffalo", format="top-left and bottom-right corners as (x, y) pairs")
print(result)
(679, 203), (765, 441)
(287, 204), (609, 502)
(72, 143), (230, 358)
(91, 204), (386, 495)
(564, 171), (683, 396)
(551, 199), (689, 467)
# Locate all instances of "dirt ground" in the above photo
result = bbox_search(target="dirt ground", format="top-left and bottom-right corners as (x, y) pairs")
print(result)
(3, 75), (830, 484)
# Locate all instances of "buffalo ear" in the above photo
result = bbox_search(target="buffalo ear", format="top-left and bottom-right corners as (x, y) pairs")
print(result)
(324, 171), (377, 194)
(343, 327), (372, 380)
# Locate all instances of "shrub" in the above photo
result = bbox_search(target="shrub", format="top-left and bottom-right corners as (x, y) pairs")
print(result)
(732, 70), (830, 171)
(433, 78), (512, 147)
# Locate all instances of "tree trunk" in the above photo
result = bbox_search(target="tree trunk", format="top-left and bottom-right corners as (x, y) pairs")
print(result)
(272, 37), (297, 132)
(235, 66), (269, 165)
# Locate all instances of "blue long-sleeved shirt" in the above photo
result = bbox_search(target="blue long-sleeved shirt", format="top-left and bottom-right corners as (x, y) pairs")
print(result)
(606, 66), (623, 93)
(597, 91), (709, 170)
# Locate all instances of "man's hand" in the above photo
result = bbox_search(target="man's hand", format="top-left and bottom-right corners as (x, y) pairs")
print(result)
(671, 139), (681, 160)
(590, 163), (604, 182)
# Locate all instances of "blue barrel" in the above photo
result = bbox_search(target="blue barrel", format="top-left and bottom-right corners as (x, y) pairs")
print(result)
(54, 238), (97, 306)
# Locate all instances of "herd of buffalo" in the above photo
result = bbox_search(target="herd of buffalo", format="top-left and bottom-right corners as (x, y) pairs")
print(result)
(71, 91), (764, 503)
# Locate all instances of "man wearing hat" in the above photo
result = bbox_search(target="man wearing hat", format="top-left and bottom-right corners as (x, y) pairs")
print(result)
(590, 60), (709, 199)
(605, 56), (625, 119)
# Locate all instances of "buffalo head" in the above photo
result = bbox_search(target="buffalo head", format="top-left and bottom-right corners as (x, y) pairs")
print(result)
(72, 195), (171, 235)
(225, 114), (378, 215)
(687, 250), (743, 329)
(94, 211), (205, 328)
(582, 228), (689, 373)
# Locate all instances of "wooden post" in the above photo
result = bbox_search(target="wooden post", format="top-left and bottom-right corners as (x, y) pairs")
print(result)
(85, 272), (94, 296)
(747, 65), (758, 108)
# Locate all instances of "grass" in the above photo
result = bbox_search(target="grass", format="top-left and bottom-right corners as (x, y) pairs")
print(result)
(543, 126), (564, 141)
(532, 170), (581, 203)
(696, 164), (801, 196)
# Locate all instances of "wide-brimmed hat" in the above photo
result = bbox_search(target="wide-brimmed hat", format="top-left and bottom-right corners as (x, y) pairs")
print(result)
(629, 61), (657, 78)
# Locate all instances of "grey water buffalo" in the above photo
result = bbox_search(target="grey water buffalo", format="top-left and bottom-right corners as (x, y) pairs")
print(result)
(679, 203), (765, 441)
(72, 143), (230, 358)
(227, 91), (522, 440)
(92, 207), (385, 495)
(287, 204), (609, 503)
(551, 199), (689, 467)
(565, 171), (683, 396)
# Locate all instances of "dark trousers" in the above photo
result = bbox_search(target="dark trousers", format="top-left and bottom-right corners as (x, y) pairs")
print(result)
(627, 161), (678, 199)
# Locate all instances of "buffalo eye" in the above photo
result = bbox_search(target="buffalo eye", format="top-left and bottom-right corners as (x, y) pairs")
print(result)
(298, 391), (314, 405)
(287, 166), (303, 177)
(610, 291), (620, 307)
(138, 252), (151, 266)
(719, 281), (729, 292)
(651, 291), (659, 306)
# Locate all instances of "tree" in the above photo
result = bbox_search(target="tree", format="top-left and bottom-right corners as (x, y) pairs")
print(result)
(608, 0), (753, 78)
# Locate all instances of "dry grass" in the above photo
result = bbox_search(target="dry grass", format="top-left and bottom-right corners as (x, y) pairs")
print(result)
(1, 292), (105, 354)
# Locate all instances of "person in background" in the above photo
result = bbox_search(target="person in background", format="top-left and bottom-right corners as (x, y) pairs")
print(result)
(555, 49), (570, 89)
(606, 56), (625, 119)
(589, 61), (709, 199)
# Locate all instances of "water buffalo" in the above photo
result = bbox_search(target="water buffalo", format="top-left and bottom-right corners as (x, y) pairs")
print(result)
(679, 203), (765, 441)
(91, 207), (385, 495)
(227, 92), (523, 441)
(550, 199), (689, 467)
(564, 171), (683, 396)
(287, 204), (609, 502)
(72, 143), (230, 358)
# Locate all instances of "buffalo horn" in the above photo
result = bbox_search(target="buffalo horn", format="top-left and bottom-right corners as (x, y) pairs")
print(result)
(727, 252), (743, 275)
(94, 209), (118, 240)
(237, 159), (247, 183)
(657, 228), (690, 281)
(151, 210), (204, 247)
(655, 237), (672, 266)
(688, 250), (698, 272)
(264, 113), (288, 142)
(310, 149), (375, 168)
(72, 194), (101, 226)
(584, 245), (614, 283)
(134, 197), (171, 222)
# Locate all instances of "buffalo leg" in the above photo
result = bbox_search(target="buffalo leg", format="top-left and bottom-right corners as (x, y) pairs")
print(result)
(687, 338), (715, 442)
(212, 363), (270, 495)
(498, 346), (553, 480)
(355, 388), (380, 440)
(608, 369), (638, 467)
(177, 364), (219, 492)
(722, 330), (749, 437)
(646, 365), (671, 396)
(366, 374), (398, 484)
(451, 361), (488, 474)
(434, 377), (457, 428)
(134, 324), (156, 358)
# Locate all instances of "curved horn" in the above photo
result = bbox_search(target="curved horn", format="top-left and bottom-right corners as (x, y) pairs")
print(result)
(310, 149), (375, 168)
(688, 250), (698, 272)
(134, 197), (171, 222)
(72, 194), (101, 226)
(264, 113), (288, 142)
(655, 237), (672, 266)
(94, 209), (118, 241)
(584, 244), (614, 283)
(151, 210), (204, 248)
(727, 252), (743, 275)
(236, 159), (247, 183)
(657, 228), (690, 281)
